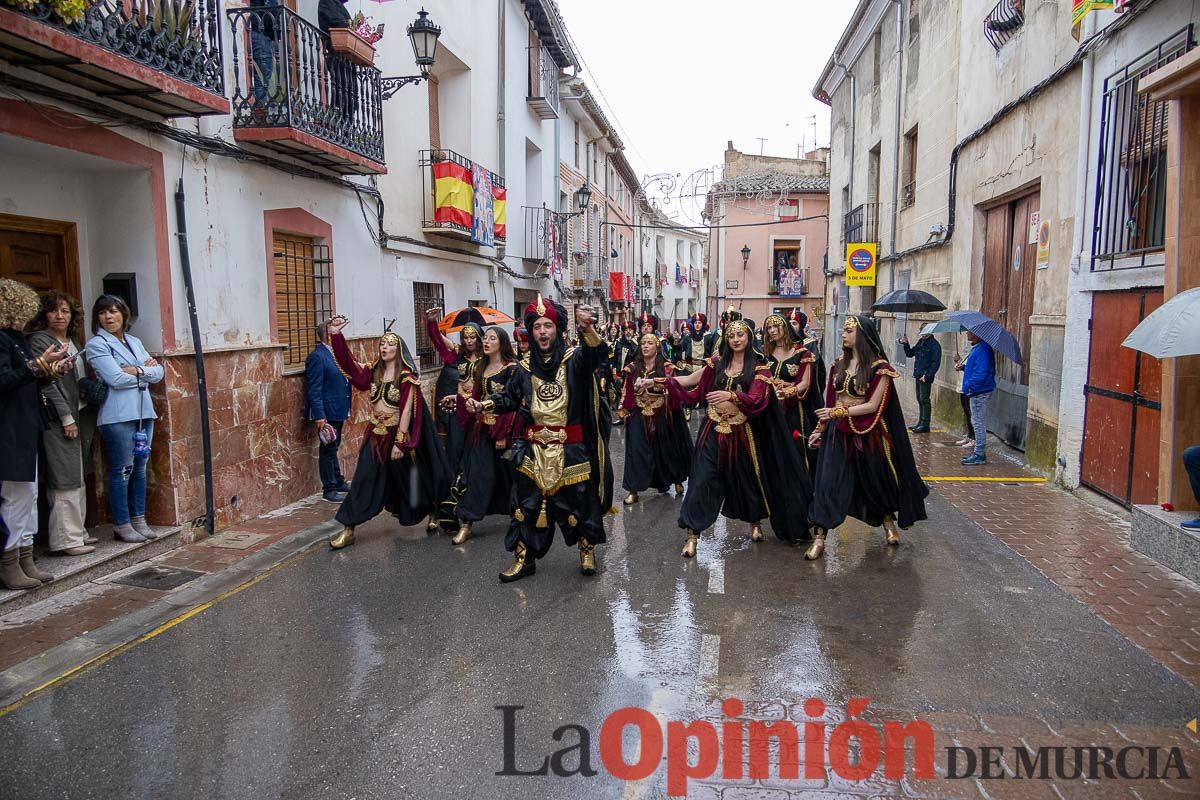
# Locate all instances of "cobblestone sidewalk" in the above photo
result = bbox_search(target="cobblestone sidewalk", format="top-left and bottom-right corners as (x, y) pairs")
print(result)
(906, 428), (1200, 690)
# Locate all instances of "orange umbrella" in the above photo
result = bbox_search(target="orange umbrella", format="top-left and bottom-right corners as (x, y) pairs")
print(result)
(438, 306), (515, 334)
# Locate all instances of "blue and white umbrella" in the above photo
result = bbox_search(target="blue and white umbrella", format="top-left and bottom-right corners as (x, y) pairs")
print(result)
(944, 310), (1023, 365)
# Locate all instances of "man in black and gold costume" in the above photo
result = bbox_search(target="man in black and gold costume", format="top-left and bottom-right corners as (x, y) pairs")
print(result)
(470, 296), (613, 583)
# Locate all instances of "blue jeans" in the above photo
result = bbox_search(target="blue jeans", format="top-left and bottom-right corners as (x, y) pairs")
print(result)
(99, 420), (154, 525)
(250, 29), (279, 108)
(318, 419), (346, 493)
(968, 392), (991, 459)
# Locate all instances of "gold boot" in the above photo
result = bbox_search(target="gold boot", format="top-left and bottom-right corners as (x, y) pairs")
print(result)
(452, 522), (472, 545)
(674, 483), (685, 494)
(579, 538), (597, 575)
(804, 530), (826, 561)
(426, 516), (439, 533)
(750, 523), (764, 542)
(329, 527), (355, 550)
(884, 517), (901, 546)
(681, 529), (699, 558)
(498, 542), (536, 583)
(623, 492), (639, 505)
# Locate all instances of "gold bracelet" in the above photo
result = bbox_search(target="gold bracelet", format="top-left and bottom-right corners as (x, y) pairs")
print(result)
(832, 406), (849, 419)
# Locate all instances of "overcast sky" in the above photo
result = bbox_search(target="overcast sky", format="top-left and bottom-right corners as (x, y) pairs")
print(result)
(555, 0), (856, 223)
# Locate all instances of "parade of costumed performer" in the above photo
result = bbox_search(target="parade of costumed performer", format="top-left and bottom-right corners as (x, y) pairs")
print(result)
(436, 327), (523, 545)
(468, 296), (613, 583)
(680, 313), (708, 372)
(806, 314), (928, 560)
(706, 305), (741, 358)
(763, 309), (821, 475)
(425, 308), (484, 530)
(325, 316), (451, 550)
(619, 330), (692, 506)
(661, 317), (811, 557)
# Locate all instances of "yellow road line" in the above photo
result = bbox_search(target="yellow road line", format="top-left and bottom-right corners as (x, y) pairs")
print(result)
(0, 550), (308, 719)
(922, 476), (1045, 482)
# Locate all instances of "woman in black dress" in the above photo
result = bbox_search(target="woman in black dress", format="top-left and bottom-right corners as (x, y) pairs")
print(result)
(762, 310), (819, 475)
(662, 320), (774, 557)
(806, 315), (928, 560)
(438, 327), (523, 545)
(325, 316), (451, 550)
(619, 333), (692, 505)
(425, 308), (484, 530)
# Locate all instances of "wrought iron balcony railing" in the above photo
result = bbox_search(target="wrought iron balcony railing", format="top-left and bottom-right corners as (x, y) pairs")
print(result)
(419, 149), (505, 242)
(526, 45), (559, 119)
(522, 206), (567, 263)
(0, 0), (226, 115)
(227, 5), (384, 173)
(842, 202), (880, 247)
(983, 0), (1024, 52)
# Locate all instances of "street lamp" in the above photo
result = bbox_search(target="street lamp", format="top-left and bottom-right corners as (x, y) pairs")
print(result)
(741, 245), (751, 269)
(381, 8), (443, 99)
(575, 184), (592, 213)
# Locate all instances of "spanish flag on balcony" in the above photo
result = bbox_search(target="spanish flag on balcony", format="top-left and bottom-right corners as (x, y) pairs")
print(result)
(493, 182), (507, 242)
(434, 159), (473, 231)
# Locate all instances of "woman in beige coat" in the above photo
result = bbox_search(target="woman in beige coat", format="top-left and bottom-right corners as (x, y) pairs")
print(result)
(28, 291), (96, 556)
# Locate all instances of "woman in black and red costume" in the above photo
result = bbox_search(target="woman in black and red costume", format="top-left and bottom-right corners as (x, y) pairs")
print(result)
(762, 309), (820, 475)
(662, 319), (811, 557)
(806, 314), (928, 559)
(425, 309), (484, 530)
(325, 316), (451, 550)
(619, 332), (692, 505)
(436, 327), (523, 545)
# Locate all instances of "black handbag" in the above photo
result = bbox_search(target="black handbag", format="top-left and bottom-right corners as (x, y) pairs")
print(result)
(79, 376), (109, 405)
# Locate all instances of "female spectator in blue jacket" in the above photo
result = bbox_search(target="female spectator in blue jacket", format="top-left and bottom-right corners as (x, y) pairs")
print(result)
(84, 295), (164, 543)
(958, 333), (996, 466)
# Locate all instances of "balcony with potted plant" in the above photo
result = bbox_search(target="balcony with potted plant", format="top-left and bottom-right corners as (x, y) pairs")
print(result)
(226, 4), (386, 175)
(0, 0), (228, 116)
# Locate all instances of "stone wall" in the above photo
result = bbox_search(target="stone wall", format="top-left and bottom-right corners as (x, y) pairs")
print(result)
(137, 337), (404, 532)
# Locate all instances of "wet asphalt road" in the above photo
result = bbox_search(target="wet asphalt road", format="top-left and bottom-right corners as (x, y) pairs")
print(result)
(0, 430), (1197, 799)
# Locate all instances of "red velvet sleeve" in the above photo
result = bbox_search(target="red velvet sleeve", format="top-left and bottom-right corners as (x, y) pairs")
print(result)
(330, 333), (373, 391)
(824, 367), (837, 408)
(397, 376), (422, 451)
(426, 317), (457, 366)
(793, 352), (817, 400)
(453, 390), (474, 427)
(619, 366), (636, 414)
(665, 364), (713, 406)
(733, 366), (771, 418)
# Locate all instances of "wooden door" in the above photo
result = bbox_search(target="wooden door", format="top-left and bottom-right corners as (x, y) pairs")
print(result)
(0, 214), (80, 298)
(1081, 288), (1163, 506)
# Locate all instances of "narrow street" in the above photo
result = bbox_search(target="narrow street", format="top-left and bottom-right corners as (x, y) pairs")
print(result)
(1, 427), (1197, 799)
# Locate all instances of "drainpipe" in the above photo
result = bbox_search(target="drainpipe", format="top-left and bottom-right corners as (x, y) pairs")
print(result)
(1070, 11), (1097, 275)
(831, 56), (855, 346)
(887, 0), (904, 296)
(173, 177), (214, 537)
(494, 0), (505, 297)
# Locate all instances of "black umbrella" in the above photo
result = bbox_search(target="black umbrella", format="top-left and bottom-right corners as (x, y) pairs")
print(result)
(871, 289), (947, 313)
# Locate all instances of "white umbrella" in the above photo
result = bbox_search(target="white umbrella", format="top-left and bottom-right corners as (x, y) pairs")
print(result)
(1122, 286), (1200, 358)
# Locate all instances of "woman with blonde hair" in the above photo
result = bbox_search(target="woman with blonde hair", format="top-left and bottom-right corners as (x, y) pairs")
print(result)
(0, 279), (74, 589)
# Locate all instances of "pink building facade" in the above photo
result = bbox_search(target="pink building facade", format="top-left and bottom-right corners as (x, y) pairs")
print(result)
(705, 145), (830, 331)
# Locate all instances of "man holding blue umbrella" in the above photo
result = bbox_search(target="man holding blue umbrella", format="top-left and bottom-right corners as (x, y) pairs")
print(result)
(959, 331), (996, 465)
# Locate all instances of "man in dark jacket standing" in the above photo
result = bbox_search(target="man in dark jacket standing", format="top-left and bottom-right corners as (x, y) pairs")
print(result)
(306, 322), (352, 502)
(900, 331), (941, 433)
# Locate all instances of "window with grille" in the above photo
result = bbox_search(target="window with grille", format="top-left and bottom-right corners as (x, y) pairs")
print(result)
(412, 281), (445, 370)
(273, 232), (332, 371)
(1091, 27), (1193, 271)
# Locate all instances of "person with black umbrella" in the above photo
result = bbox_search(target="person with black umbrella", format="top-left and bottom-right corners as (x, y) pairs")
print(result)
(899, 332), (941, 433)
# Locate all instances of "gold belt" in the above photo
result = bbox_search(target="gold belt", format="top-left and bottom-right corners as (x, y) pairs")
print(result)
(706, 405), (747, 434)
(529, 426), (568, 445)
(369, 410), (400, 435)
(636, 394), (665, 416)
